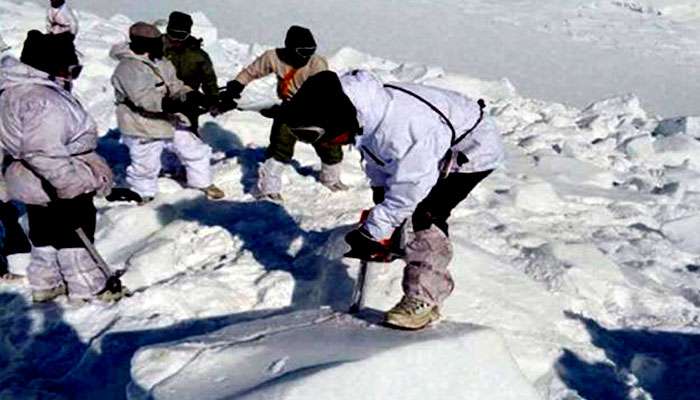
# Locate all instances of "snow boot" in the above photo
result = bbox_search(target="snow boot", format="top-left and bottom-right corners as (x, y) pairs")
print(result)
(322, 181), (349, 192)
(385, 296), (440, 330)
(32, 284), (67, 303)
(255, 158), (285, 201)
(58, 248), (107, 302)
(320, 163), (349, 192)
(253, 192), (284, 203)
(202, 184), (225, 200)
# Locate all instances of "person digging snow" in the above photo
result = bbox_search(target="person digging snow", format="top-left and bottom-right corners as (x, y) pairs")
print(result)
(280, 70), (505, 330)
(224, 25), (347, 201)
(46, 0), (78, 40)
(0, 31), (121, 303)
(110, 22), (225, 203)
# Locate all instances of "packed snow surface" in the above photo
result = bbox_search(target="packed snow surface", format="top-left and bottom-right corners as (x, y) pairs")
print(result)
(1, 1), (699, 400)
(128, 310), (540, 400)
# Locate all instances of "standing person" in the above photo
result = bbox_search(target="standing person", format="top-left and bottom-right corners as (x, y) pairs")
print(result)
(111, 22), (224, 203)
(46, 0), (79, 40)
(280, 70), (505, 330)
(163, 11), (221, 135)
(224, 25), (347, 201)
(0, 31), (118, 302)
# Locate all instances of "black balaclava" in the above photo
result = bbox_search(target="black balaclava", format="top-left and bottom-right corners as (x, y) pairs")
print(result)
(50, 0), (66, 8)
(21, 30), (80, 90)
(166, 11), (193, 41)
(281, 70), (360, 143)
(278, 25), (317, 69)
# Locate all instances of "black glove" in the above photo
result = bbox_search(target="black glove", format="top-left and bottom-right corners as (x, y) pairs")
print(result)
(259, 104), (282, 119)
(161, 96), (184, 113)
(210, 96), (238, 117)
(184, 91), (210, 115)
(185, 90), (207, 106)
(225, 80), (245, 99)
(344, 227), (393, 262)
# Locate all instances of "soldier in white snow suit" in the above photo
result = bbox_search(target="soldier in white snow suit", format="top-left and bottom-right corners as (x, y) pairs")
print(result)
(224, 26), (346, 201)
(280, 70), (505, 330)
(110, 22), (224, 203)
(0, 31), (116, 302)
(46, 0), (79, 39)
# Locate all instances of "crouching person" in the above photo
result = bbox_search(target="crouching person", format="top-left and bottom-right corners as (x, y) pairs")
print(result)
(0, 31), (117, 303)
(281, 70), (505, 330)
(111, 22), (224, 203)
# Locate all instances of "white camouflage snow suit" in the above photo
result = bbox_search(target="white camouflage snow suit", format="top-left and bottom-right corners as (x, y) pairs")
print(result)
(341, 70), (505, 306)
(46, 3), (79, 37)
(0, 56), (112, 299)
(110, 42), (214, 198)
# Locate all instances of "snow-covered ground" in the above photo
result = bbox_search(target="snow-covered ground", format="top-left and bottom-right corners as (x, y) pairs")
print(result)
(20, 0), (700, 117)
(1, 1), (699, 399)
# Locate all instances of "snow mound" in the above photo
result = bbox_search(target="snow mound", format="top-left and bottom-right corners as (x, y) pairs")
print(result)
(127, 310), (540, 400)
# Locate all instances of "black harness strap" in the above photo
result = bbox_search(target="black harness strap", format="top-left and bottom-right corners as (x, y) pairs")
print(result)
(455, 98), (486, 145)
(384, 84), (486, 147)
(117, 60), (177, 123)
(384, 84), (457, 143)
(6, 157), (59, 201)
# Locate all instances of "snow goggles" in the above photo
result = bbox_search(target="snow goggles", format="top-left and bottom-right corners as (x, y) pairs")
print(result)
(166, 28), (190, 41)
(294, 46), (316, 58)
(288, 126), (326, 144)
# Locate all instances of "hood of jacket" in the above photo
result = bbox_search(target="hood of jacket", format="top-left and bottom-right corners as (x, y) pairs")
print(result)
(339, 70), (392, 137)
(109, 41), (157, 65)
(0, 55), (60, 92)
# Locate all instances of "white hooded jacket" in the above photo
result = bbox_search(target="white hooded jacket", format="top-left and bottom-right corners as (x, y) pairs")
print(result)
(340, 70), (505, 240)
(0, 56), (110, 205)
(46, 3), (79, 36)
(110, 42), (191, 139)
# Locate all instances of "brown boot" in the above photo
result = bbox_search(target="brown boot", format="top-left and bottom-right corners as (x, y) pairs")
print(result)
(385, 296), (441, 330)
(32, 284), (67, 303)
(203, 184), (225, 200)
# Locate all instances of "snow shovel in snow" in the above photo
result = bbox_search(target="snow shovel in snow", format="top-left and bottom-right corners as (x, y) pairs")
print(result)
(75, 227), (129, 298)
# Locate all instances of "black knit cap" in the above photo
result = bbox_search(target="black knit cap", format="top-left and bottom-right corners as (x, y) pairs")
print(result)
(20, 30), (78, 76)
(167, 11), (194, 36)
(284, 25), (316, 49)
(282, 71), (359, 141)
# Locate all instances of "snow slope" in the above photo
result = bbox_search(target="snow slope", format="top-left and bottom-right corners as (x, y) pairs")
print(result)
(128, 310), (540, 400)
(20, 0), (700, 117)
(1, 1), (699, 400)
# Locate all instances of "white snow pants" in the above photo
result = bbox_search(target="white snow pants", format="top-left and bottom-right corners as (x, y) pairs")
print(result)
(28, 246), (107, 300)
(123, 130), (212, 197)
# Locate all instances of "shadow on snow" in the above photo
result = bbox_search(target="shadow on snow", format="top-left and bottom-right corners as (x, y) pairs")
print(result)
(0, 123), (357, 399)
(556, 311), (700, 400)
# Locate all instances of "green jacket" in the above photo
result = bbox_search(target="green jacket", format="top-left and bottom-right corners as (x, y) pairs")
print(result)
(164, 37), (219, 98)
